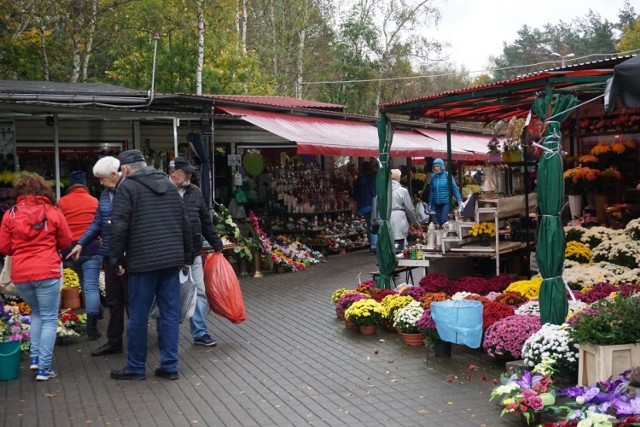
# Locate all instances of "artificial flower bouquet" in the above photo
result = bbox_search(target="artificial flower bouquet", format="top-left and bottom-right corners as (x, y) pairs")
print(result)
(0, 301), (30, 351)
(344, 299), (385, 326)
(490, 366), (556, 425)
(393, 301), (425, 334)
(56, 309), (87, 340)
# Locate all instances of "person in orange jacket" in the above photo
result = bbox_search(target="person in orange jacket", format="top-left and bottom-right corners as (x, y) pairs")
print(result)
(0, 173), (73, 381)
(58, 171), (102, 341)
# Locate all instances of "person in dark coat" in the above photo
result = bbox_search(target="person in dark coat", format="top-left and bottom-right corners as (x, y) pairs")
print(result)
(352, 161), (377, 253)
(108, 149), (193, 381)
(68, 156), (128, 357)
(167, 156), (223, 347)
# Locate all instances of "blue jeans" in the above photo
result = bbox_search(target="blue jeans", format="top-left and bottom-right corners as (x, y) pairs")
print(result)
(189, 256), (210, 340)
(433, 203), (450, 225)
(66, 255), (102, 314)
(126, 267), (180, 374)
(17, 278), (61, 370)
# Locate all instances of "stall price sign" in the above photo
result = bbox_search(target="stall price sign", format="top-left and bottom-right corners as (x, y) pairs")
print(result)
(227, 154), (241, 166)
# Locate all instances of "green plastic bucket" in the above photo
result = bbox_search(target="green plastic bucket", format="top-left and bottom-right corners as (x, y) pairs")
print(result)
(0, 340), (21, 381)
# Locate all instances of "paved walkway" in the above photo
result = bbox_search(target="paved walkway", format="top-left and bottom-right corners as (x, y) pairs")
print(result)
(1, 251), (520, 426)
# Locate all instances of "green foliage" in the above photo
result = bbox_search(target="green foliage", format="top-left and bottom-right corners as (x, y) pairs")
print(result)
(570, 296), (640, 345)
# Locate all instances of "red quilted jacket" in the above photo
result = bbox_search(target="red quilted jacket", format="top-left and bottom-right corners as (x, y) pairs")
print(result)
(0, 195), (73, 283)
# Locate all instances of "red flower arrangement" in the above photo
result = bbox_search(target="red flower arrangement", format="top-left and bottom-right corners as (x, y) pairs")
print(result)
(372, 288), (396, 302)
(494, 291), (528, 307)
(482, 301), (515, 330)
(418, 274), (451, 293)
(464, 294), (490, 304)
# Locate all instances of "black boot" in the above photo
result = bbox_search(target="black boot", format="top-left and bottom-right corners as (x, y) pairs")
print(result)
(97, 304), (104, 320)
(91, 342), (123, 357)
(86, 314), (101, 341)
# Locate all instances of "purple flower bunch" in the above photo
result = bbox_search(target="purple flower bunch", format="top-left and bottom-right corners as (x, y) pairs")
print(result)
(400, 285), (426, 301)
(335, 293), (369, 311)
(415, 308), (438, 342)
(482, 314), (541, 360)
(561, 371), (640, 420)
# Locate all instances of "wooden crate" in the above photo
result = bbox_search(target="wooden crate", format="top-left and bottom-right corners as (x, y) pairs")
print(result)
(578, 343), (640, 386)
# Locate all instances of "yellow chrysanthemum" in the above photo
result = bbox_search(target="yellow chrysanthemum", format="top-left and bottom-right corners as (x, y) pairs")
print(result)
(565, 241), (592, 263)
(504, 276), (543, 299)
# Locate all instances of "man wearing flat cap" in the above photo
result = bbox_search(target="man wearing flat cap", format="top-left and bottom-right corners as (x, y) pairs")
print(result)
(108, 149), (193, 381)
(168, 156), (223, 347)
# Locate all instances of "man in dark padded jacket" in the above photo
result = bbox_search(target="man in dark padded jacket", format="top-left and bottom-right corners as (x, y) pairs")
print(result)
(109, 149), (193, 381)
(168, 156), (223, 347)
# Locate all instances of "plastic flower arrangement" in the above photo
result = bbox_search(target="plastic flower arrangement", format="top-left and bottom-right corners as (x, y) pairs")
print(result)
(335, 293), (369, 313)
(502, 117), (525, 153)
(559, 370), (640, 423)
(504, 276), (543, 300)
(490, 367), (556, 424)
(212, 203), (258, 260)
(393, 301), (425, 334)
(565, 241), (592, 263)
(416, 307), (439, 343)
(57, 309), (87, 339)
(522, 324), (579, 373)
(482, 301), (515, 330)
(344, 299), (385, 326)
(569, 296), (640, 345)
(1, 303), (30, 347)
(469, 222), (496, 243)
(380, 294), (414, 324)
(62, 267), (81, 289)
(483, 314), (541, 360)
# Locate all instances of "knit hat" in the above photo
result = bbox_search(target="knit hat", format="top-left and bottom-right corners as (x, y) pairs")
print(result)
(70, 170), (86, 186)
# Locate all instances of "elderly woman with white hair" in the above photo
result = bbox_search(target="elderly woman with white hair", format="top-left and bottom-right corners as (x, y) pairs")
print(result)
(390, 169), (420, 252)
(67, 156), (128, 357)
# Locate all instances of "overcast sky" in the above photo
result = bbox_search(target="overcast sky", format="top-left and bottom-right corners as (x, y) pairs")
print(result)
(428, 0), (628, 73)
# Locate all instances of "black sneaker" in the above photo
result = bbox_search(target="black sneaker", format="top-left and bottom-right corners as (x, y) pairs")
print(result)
(194, 334), (217, 347)
(111, 368), (145, 380)
(154, 368), (179, 380)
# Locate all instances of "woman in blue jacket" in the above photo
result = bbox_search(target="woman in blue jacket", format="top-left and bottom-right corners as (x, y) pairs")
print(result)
(428, 158), (462, 226)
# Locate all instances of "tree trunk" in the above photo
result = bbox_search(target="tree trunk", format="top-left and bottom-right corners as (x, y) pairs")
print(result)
(81, 0), (99, 83)
(241, 0), (248, 92)
(196, 0), (205, 95)
(39, 23), (49, 81)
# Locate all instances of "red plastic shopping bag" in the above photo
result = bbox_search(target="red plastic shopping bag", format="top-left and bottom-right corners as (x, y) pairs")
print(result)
(204, 252), (247, 324)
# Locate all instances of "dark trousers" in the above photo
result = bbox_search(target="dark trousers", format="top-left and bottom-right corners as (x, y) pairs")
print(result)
(103, 258), (128, 346)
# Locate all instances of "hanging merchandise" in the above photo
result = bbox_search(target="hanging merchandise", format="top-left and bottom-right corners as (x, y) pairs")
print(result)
(233, 171), (243, 187)
(243, 150), (264, 176)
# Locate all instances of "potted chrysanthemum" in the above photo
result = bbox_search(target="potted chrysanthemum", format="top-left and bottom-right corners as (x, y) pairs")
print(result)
(344, 299), (384, 335)
(522, 323), (579, 387)
(393, 301), (425, 346)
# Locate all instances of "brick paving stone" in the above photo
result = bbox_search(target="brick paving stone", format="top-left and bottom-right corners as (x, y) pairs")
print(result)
(0, 251), (527, 427)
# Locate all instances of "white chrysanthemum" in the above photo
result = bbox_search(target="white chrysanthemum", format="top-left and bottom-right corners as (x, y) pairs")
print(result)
(515, 300), (540, 315)
(451, 291), (479, 300)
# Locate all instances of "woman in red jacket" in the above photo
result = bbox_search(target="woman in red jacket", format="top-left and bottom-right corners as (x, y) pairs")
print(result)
(0, 174), (72, 381)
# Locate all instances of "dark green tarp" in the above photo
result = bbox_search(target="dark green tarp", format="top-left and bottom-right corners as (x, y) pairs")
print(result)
(375, 115), (397, 289)
(532, 92), (577, 325)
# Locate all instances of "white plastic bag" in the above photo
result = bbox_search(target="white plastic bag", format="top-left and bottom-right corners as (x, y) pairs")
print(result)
(149, 266), (197, 323)
(415, 202), (430, 224)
